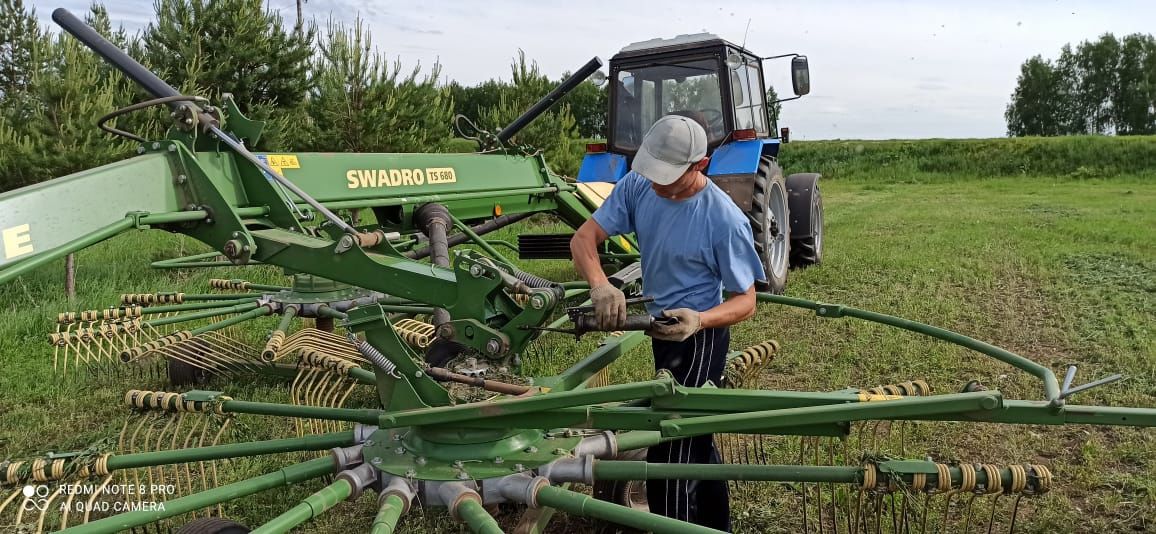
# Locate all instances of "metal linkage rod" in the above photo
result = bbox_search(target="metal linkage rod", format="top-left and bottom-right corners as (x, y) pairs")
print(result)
(406, 212), (534, 260)
(659, 391), (1002, 438)
(0, 218), (134, 286)
(208, 124), (354, 234)
(57, 457), (337, 534)
(251, 478), (353, 534)
(107, 431), (356, 470)
(554, 330), (648, 391)
(446, 212), (515, 266)
(150, 251), (234, 269)
(535, 484), (723, 534)
(587, 461), (1047, 494)
(188, 304), (275, 336)
(222, 399), (383, 425)
(456, 498), (503, 534)
(138, 297), (261, 315)
(375, 378), (676, 429)
(134, 302), (260, 328)
(594, 462), (861, 483)
(756, 292), (1064, 403)
(613, 431), (671, 452)
(372, 495), (407, 534)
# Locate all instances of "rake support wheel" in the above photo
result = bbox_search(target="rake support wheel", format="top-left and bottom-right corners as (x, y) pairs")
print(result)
(175, 517), (251, 534)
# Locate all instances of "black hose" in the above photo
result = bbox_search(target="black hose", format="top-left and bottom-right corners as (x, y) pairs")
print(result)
(414, 204), (452, 326)
(405, 212), (534, 260)
(52, 9), (215, 126)
(497, 56), (603, 144)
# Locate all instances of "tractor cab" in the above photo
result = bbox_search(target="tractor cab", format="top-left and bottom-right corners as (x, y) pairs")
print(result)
(579, 33), (810, 185)
(576, 33), (820, 294)
(610, 34), (773, 154)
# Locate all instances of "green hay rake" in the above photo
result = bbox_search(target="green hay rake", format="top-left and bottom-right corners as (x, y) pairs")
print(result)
(0, 9), (1152, 534)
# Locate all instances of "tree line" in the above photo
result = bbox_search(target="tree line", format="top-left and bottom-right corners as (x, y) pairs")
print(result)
(1006, 33), (1156, 136)
(0, 0), (608, 192)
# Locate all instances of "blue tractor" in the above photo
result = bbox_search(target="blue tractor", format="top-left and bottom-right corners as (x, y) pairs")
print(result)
(577, 33), (822, 294)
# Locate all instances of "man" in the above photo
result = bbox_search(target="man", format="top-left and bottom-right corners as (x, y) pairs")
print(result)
(570, 114), (765, 530)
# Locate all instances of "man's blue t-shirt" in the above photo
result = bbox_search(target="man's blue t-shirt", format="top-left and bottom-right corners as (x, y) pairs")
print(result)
(592, 171), (766, 316)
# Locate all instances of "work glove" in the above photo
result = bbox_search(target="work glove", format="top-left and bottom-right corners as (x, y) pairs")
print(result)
(648, 308), (702, 342)
(589, 284), (627, 330)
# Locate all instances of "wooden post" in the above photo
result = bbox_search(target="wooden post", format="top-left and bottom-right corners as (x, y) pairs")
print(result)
(65, 253), (76, 301)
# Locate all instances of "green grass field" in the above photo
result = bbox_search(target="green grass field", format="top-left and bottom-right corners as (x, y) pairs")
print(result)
(1, 172), (1153, 533)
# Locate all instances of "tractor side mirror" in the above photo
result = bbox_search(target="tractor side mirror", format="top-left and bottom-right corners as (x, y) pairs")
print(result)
(791, 56), (810, 96)
(589, 69), (608, 88)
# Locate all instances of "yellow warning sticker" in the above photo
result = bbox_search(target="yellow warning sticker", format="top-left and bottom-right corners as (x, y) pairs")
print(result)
(264, 154), (300, 176)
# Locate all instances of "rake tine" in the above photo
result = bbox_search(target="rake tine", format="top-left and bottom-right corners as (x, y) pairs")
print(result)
(986, 494), (1003, 534)
(1006, 494), (1024, 534)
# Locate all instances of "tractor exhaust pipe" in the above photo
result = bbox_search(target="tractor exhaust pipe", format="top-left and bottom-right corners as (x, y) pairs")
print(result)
(496, 56), (603, 144)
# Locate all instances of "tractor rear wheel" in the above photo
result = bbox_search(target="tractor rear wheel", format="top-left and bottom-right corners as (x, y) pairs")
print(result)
(175, 518), (250, 534)
(785, 173), (824, 269)
(750, 157), (790, 294)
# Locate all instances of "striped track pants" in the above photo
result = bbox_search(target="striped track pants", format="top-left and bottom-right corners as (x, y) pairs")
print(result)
(647, 326), (732, 532)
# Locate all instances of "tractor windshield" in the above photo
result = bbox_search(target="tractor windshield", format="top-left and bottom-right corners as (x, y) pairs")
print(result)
(613, 58), (725, 151)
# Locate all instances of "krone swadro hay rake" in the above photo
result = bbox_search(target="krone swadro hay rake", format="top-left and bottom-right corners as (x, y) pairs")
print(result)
(0, 10), (1153, 534)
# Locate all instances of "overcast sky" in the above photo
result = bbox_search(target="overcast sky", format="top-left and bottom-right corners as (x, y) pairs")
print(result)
(34, 0), (1156, 140)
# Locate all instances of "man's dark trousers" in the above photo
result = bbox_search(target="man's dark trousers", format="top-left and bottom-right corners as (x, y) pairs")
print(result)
(647, 327), (731, 531)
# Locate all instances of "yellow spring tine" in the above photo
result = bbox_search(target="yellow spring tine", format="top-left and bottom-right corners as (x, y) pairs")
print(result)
(81, 475), (114, 525)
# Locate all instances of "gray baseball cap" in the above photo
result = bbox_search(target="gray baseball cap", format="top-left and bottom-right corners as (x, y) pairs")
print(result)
(631, 115), (708, 186)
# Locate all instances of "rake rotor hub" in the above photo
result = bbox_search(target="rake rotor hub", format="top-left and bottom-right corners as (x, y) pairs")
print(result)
(362, 427), (581, 482)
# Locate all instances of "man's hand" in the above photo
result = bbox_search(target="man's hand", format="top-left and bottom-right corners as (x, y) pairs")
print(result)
(589, 284), (627, 330)
(648, 308), (702, 341)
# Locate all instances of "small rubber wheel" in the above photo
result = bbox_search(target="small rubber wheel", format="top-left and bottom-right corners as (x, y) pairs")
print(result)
(592, 448), (649, 533)
(751, 157), (791, 294)
(785, 173), (824, 269)
(174, 517), (250, 534)
(167, 356), (209, 386)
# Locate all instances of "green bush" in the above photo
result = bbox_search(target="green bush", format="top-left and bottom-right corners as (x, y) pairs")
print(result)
(778, 136), (1156, 181)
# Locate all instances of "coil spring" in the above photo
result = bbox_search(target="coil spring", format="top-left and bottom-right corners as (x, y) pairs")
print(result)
(57, 306), (143, 324)
(860, 380), (932, 397)
(261, 331), (286, 361)
(729, 340), (780, 372)
(120, 292), (184, 305)
(1, 454), (113, 484)
(119, 331), (193, 362)
(123, 389), (231, 414)
(300, 349), (358, 374)
(511, 268), (556, 289)
(210, 278), (248, 290)
(860, 461), (1053, 495)
(394, 319), (436, 348)
(347, 333), (400, 377)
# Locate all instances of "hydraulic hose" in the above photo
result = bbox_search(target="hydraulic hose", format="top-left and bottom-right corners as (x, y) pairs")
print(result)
(415, 203), (452, 326)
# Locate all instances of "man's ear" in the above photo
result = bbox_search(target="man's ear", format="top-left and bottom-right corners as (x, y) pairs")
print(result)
(694, 157), (710, 171)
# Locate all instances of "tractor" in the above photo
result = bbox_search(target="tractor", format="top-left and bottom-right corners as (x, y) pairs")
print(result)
(577, 33), (821, 293)
(1, 12), (1154, 534)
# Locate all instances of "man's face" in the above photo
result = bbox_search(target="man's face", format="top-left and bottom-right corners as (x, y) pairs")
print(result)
(650, 159), (707, 200)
